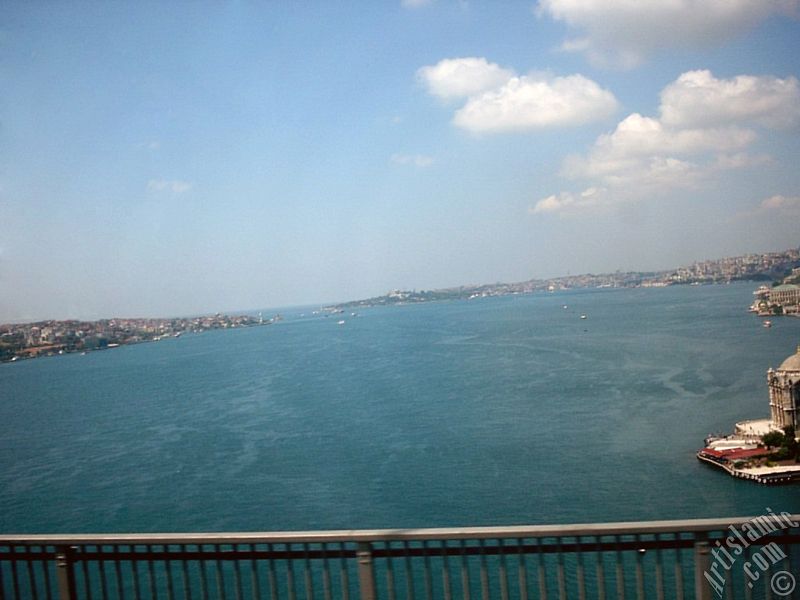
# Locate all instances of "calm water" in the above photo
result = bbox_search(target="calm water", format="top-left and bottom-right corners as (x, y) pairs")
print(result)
(2, 283), (799, 534)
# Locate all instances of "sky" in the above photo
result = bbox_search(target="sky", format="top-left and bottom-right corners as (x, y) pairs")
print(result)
(1, 1), (799, 321)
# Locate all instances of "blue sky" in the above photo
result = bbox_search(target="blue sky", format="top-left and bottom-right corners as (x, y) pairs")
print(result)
(1, 1), (799, 321)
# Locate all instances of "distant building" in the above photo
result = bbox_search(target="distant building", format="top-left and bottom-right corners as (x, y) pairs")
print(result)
(751, 283), (800, 315)
(767, 346), (800, 432)
(769, 284), (800, 312)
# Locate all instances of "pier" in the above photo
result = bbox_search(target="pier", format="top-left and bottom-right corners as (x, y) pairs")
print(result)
(697, 450), (800, 484)
(697, 344), (800, 484)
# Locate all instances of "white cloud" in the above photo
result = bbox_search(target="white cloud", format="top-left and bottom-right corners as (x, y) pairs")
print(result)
(391, 153), (435, 167)
(533, 69), (794, 215)
(417, 57), (618, 133)
(735, 193), (800, 220)
(402, 0), (432, 7)
(713, 152), (772, 170)
(418, 57), (617, 133)
(532, 156), (707, 215)
(660, 70), (800, 129)
(538, 0), (799, 68)
(758, 194), (800, 214)
(453, 74), (618, 133)
(562, 113), (755, 181)
(147, 179), (193, 194)
(531, 187), (610, 215)
(417, 57), (515, 100)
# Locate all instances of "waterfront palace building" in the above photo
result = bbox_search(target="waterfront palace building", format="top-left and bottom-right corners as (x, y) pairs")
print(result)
(735, 345), (800, 438)
(768, 345), (800, 432)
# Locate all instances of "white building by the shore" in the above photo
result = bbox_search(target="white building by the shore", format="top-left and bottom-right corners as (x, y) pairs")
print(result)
(768, 345), (800, 432)
(735, 345), (800, 439)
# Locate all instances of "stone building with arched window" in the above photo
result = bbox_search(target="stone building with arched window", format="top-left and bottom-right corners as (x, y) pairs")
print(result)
(734, 345), (800, 440)
(767, 345), (800, 433)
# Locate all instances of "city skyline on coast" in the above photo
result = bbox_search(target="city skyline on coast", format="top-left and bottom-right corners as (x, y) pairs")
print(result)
(2, 2), (800, 322)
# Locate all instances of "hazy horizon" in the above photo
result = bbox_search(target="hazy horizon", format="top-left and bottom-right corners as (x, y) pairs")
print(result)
(2, 2), (799, 322)
(2, 244), (795, 324)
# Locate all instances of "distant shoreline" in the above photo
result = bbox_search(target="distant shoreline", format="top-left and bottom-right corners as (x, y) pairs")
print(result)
(329, 246), (799, 311)
(3, 245), (799, 360)
(0, 313), (277, 364)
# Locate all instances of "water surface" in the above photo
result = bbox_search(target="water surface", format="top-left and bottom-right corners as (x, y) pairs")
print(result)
(2, 283), (799, 533)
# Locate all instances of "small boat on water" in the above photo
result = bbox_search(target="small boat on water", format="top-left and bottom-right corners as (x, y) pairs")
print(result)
(763, 320), (772, 328)
(580, 314), (587, 320)
(337, 320), (345, 325)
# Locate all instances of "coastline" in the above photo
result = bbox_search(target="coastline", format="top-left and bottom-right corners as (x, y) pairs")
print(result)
(0, 314), (275, 364)
(696, 345), (800, 485)
(696, 450), (800, 484)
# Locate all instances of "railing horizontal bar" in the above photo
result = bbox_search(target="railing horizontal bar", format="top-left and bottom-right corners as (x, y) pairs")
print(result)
(4, 534), (800, 563)
(383, 539), (694, 557)
(3, 514), (797, 545)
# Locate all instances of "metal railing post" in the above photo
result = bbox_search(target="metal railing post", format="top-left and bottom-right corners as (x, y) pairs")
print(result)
(55, 545), (77, 600)
(0, 517), (793, 600)
(356, 542), (376, 600)
(693, 536), (712, 600)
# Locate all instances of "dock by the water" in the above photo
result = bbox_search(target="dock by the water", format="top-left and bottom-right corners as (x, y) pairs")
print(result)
(697, 449), (800, 485)
(697, 344), (800, 485)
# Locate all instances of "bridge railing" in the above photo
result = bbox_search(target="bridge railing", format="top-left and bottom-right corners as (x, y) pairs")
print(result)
(2, 515), (798, 599)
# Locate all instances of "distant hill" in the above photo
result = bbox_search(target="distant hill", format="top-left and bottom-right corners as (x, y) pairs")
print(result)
(330, 246), (800, 310)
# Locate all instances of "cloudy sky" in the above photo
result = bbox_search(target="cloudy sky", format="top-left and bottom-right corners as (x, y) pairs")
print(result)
(1, 1), (799, 320)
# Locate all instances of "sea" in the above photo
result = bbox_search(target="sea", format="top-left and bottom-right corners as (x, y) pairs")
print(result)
(2, 282), (799, 535)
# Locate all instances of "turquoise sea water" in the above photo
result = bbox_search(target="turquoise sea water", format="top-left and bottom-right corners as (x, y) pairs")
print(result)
(2, 283), (799, 534)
